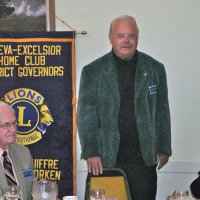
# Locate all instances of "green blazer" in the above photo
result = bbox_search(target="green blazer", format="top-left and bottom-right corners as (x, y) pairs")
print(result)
(0, 144), (33, 200)
(77, 51), (172, 167)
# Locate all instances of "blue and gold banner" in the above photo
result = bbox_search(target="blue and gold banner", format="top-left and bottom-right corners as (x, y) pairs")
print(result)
(0, 31), (76, 198)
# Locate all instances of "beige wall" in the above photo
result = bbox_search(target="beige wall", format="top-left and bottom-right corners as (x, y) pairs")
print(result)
(53, 0), (200, 199)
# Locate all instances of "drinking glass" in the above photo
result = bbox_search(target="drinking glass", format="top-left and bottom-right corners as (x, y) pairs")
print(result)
(90, 189), (105, 200)
(32, 179), (58, 200)
(174, 190), (190, 200)
(4, 185), (21, 200)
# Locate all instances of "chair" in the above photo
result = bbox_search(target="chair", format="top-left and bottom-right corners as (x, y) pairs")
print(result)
(84, 167), (132, 200)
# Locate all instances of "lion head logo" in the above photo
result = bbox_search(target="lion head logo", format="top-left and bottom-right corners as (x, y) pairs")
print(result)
(37, 104), (53, 134)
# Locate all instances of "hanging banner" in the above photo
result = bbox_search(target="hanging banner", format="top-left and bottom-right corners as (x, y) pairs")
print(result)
(0, 31), (76, 198)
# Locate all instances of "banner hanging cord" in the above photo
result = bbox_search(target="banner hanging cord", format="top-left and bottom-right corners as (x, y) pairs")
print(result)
(56, 15), (87, 35)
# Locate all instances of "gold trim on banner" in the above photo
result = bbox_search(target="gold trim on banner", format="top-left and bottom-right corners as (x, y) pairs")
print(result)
(71, 34), (77, 195)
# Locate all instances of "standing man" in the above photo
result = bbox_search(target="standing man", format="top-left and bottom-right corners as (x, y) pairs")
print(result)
(0, 101), (34, 200)
(77, 15), (172, 200)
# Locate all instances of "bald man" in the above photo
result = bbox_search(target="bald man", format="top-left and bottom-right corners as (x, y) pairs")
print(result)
(77, 15), (172, 200)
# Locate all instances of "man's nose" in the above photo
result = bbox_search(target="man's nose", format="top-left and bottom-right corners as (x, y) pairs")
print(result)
(124, 36), (129, 43)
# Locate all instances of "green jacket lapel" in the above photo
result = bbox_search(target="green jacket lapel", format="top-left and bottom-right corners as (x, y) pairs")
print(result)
(135, 52), (148, 102)
(102, 52), (120, 105)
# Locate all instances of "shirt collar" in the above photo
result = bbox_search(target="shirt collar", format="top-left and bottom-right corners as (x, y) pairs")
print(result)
(0, 147), (9, 158)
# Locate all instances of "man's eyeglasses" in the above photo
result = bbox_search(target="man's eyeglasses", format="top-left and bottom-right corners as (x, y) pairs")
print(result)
(0, 121), (18, 130)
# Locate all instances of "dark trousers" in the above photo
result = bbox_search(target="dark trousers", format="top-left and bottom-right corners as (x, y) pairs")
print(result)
(116, 163), (157, 200)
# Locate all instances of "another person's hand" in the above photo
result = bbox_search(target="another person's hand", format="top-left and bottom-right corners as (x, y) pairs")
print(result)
(87, 156), (103, 175)
(156, 153), (169, 170)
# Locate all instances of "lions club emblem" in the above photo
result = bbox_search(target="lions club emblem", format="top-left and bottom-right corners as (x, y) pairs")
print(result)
(2, 88), (53, 145)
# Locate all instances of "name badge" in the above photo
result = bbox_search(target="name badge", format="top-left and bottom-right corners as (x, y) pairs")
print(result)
(22, 168), (33, 179)
(149, 85), (157, 95)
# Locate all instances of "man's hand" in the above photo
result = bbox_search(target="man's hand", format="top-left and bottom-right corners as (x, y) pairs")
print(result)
(156, 153), (169, 170)
(87, 156), (103, 175)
